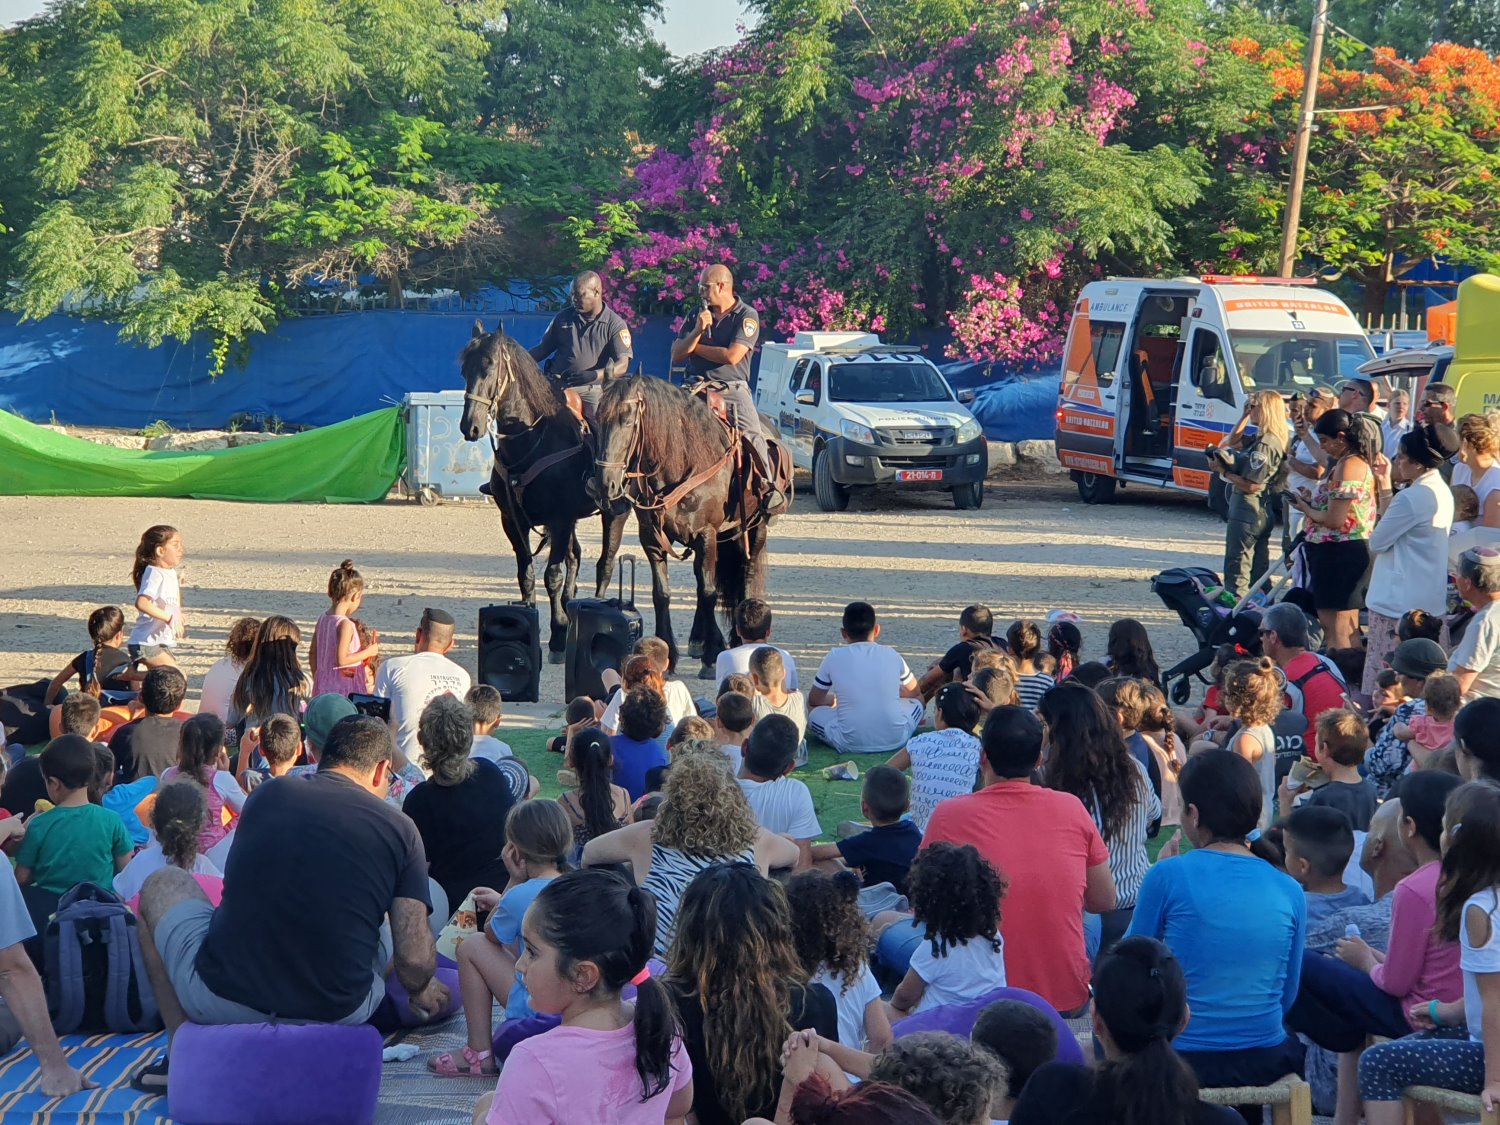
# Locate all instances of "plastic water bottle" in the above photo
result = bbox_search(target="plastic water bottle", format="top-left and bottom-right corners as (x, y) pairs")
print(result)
(1345, 924), (1361, 939)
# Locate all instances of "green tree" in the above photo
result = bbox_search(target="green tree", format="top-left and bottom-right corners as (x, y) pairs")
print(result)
(1252, 0), (1500, 56)
(0, 0), (501, 364)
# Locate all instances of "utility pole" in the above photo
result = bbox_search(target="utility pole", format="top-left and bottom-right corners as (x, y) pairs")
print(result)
(1277, 0), (1329, 278)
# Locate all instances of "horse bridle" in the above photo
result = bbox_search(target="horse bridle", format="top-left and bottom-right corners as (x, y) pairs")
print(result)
(594, 394), (647, 484)
(463, 338), (516, 446)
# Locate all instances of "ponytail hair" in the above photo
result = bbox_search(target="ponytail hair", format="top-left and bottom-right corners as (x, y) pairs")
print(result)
(529, 869), (678, 1100)
(132, 525), (179, 588)
(328, 559), (365, 602)
(177, 713), (225, 784)
(1089, 936), (1200, 1125)
(570, 727), (621, 840)
(1048, 621), (1082, 681)
(85, 606), (126, 696)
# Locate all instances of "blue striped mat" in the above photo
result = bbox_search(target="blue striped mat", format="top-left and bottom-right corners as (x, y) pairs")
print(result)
(0, 1031), (169, 1123)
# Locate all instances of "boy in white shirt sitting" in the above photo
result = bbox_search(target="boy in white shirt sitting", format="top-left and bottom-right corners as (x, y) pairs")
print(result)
(466, 685), (513, 763)
(713, 691), (757, 770)
(808, 602), (925, 754)
(737, 714), (821, 867)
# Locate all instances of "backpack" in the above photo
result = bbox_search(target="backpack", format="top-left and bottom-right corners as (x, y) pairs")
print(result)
(1273, 659), (1346, 779)
(44, 882), (162, 1034)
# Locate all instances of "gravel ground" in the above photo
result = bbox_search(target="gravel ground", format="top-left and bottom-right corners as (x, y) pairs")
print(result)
(0, 478), (1225, 712)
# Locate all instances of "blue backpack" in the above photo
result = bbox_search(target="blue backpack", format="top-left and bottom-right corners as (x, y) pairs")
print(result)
(44, 882), (161, 1033)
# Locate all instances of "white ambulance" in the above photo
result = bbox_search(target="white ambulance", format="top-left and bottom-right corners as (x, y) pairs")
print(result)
(755, 332), (987, 511)
(1054, 276), (1375, 509)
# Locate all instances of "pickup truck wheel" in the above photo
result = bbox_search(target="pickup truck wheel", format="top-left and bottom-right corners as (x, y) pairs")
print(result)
(813, 448), (849, 512)
(952, 481), (984, 510)
(1074, 471), (1117, 504)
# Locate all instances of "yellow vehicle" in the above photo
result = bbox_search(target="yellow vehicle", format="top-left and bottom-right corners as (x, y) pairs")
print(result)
(1358, 273), (1500, 412)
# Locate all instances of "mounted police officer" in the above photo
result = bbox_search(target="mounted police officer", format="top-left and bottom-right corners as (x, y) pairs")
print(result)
(528, 271), (632, 425)
(670, 264), (784, 511)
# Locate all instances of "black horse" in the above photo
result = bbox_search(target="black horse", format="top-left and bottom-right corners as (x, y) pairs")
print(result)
(459, 320), (620, 659)
(594, 376), (772, 677)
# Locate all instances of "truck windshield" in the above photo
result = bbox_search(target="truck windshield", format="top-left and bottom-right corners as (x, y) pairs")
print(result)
(1228, 333), (1376, 391)
(828, 362), (953, 403)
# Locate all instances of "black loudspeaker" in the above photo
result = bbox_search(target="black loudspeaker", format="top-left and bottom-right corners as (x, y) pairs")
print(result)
(478, 603), (542, 703)
(565, 559), (643, 702)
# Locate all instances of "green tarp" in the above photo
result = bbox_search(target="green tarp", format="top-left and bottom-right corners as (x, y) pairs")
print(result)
(0, 408), (406, 503)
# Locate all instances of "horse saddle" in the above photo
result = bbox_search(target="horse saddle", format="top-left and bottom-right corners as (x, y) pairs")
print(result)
(562, 388), (588, 430)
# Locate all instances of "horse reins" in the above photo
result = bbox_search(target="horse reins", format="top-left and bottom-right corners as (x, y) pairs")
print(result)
(471, 342), (587, 514)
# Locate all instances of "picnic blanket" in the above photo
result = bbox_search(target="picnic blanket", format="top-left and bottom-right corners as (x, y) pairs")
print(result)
(0, 1030), (168, 1124)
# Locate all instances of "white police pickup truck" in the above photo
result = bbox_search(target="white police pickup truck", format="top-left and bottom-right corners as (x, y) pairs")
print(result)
(755, 332), (987, 511)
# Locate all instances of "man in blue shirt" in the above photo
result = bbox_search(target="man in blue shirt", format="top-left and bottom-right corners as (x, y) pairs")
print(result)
(529, 271), (633, 425)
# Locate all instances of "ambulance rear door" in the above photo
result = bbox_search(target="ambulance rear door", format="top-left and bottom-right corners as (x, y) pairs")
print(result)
(1056, 286), (1134, 481)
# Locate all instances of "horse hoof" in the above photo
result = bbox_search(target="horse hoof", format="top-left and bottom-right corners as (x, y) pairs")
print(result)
(548, 650), (567, 665)
(698, 663), (716, 680)
(687, 641), (704, 659)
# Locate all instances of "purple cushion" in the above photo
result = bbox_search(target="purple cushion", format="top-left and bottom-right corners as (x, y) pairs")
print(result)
(382, 966), (462, 1028)
(492, 1014), (562, 1062)
(891, 985), (1084, 1066)
(167, 1021), (382, 1125)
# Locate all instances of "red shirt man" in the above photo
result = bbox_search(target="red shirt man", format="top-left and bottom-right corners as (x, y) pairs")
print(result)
(922, 706), (1115, 1013)
(1260, 603), (1346, 744)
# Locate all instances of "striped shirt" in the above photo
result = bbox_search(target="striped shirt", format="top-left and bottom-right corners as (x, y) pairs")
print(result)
(1089, 757), (1161, 910)
(641, 845), (756, 957)
(1016, 673), (1056, 710)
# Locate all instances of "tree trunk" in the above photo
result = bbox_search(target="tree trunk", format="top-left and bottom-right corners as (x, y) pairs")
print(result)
(1361, 271), (1390, 321)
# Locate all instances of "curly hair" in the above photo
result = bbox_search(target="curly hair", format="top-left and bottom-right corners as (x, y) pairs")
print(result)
(1223, 657), (1283, 728)
(785, 869), (872, 993)
(906, 842), (1004, 958)
(868, 1032), (1007, 1125)
(619, 685), (668, 742)
(224, 617), (261, 663)
(1040, 681), (1148, 843)
(652, 750), (759, 855)
(666, 863), (806, 1122)
(1460, 412), (1500, 457)
(418, 694), (476, 785)
(153, 779), (208, 871)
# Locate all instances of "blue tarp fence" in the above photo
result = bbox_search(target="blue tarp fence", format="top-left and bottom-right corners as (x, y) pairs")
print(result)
(0, 309), (1061, 441)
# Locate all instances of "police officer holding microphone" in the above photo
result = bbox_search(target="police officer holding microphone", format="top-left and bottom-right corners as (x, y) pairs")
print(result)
(1210, 389), (1290, 599)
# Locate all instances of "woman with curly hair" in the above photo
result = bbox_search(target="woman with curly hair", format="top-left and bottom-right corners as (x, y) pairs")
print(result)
(867, 1031), (1007, 1125)
(887, 842), (1007, 1021)
(583, 749), (798, 957)
(667, 862), (838, 1125)
(1190, 657), (1283, 828)
(1042, 682), (1161, 953)
(787, 869), (892, 1052)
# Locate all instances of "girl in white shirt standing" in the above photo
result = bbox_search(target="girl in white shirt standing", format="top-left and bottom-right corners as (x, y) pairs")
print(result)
(1357, 780), (1500, 1122)
(129, 525), (185, 669)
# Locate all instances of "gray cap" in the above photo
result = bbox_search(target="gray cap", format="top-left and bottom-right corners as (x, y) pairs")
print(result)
(1389, 638), (1447, 679)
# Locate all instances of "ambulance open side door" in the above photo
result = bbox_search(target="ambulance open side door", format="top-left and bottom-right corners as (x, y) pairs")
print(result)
(1172, 319), (1239, 496)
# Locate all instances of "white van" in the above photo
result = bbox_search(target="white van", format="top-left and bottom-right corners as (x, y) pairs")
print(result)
(1054, 277), (1375, 509)
(755, 332), (987, 511)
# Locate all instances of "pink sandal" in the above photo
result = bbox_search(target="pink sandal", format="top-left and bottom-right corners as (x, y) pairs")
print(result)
(427, 1045), (495, 1077)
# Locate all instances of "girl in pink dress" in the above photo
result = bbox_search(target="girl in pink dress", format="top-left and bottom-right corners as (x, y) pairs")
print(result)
(309, 559), (380, 698)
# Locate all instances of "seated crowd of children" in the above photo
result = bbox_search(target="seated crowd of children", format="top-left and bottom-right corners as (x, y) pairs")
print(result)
(7, 525), (1500, 1125)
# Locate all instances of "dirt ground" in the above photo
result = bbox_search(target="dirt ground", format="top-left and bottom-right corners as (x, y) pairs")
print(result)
(0, 478), (1225, 717)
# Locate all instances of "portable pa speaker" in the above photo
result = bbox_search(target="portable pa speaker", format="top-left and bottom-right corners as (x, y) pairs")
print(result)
(565, 558), (643, 702)
(478, 603), (543, 703)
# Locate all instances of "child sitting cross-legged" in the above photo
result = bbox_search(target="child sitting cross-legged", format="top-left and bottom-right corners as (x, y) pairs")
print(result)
(1282, 806), (1372, 929)
(885, 842), (1008, 1021)
(429, 800), (573, 1078)
(787, 869), (893, 1053)
(809, 765), (922, 896)
(749, 645), (807, 765)
(16, 735), (133, 894)
(114, 778), (225, 909)
(472, 868), (692, 1125)
(737, 714), (820, 864)
(1295, 708), (1378, 831)
(887, 683), (982, 832)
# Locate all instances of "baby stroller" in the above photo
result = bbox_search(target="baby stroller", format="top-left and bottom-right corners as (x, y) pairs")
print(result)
(1150, 531), (1308, 705)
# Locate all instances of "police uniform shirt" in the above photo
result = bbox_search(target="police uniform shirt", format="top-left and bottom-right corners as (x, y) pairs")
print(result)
(680, 298), (759, 383)
(535, 305), (632, 385)
(1231, 431), (1287, 494)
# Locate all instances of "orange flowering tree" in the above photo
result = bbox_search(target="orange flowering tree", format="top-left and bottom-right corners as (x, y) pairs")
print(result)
(1217, 39), (1500, 315)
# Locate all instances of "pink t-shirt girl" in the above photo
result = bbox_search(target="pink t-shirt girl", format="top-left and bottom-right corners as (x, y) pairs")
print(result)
(488, 1020), (692, 1124)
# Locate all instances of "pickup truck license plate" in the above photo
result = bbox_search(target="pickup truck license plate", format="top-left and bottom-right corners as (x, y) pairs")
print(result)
(900, 430), (935, 441)
(896, 469), (943, 482)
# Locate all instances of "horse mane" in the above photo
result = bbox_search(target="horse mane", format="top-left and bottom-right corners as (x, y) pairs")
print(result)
(598, 376), (729, 483)
(459, 329), (564, 420)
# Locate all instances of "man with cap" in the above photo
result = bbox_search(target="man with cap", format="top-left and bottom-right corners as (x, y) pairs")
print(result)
(1259, 602), (1347, 747)
(374, 609), (471, 769)
(285, 693), (359, 778)
(1450, 545), (1500, 703)
(670, 264), (785, 511)
(1366, 638), (1451, 796)
(528, 271), (632, 426)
